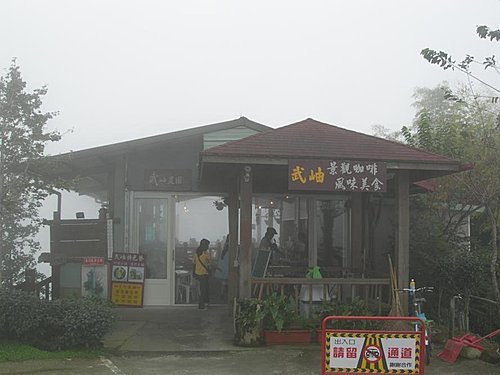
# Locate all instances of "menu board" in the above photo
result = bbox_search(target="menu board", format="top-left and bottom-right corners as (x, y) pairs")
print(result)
(111, 252), (145, 307)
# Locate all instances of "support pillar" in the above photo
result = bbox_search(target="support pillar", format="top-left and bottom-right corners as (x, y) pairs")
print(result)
(227, 187), (239, 305)
(239, 165), (253, 299)
(307, 198), (316, 267)
(351, 193), (363, 275)
(396, 170), (410, 314)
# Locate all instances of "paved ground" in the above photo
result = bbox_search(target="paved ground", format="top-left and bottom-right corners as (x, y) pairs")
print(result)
(1, 348), (499, 375)
(1, 305), (498, 374)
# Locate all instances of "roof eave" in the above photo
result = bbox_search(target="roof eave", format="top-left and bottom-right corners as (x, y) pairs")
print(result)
(50, 117), (272, 161)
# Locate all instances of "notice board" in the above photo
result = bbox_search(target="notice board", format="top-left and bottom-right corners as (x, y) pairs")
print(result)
(252, 249), (271, 278)
(111, 252), (145, 307)
(81, 257), (108, 299)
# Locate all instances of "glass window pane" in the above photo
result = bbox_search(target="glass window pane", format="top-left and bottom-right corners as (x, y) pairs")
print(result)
(137, 198), (168, 279)
(316, 199), (351, 275)
(252, 196), (309, 277)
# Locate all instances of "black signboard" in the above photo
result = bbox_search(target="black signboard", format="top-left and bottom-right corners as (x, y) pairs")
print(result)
(288, 159), (387, 192)
(144, 169), (192, 191)
(252, 250), (271, 278)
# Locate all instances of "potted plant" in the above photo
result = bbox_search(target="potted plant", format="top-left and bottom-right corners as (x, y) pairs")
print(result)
(234, 298), (265, 346)
(261, 293), (312, 345)
(314, 298), (381, 344)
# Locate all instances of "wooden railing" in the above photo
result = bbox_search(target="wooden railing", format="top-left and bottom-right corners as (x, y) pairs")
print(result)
(251, 277), (391, 315)
(14, 275), (52, 300)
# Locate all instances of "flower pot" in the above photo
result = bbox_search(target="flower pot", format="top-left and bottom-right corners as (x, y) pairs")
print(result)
(235, 325), (263, 347)
(263, 330), (312, 345)
(233, 299), (264, 347)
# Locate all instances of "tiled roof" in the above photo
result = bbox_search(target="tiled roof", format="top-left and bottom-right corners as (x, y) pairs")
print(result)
(202, 118), (457, 164)
(53, 116), (270, 159)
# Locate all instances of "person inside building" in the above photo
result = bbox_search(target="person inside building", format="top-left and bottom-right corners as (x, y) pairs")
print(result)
(259, 227), (277, 250)
(259, 227), (283, 265)
(193, 238), (211, 309)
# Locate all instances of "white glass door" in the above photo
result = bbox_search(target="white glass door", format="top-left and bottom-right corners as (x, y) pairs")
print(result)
(131, 194), (173, 305)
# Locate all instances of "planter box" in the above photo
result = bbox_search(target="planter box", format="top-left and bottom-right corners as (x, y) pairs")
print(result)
(316, 329), (324, 344)
(263, 330), (312, 345)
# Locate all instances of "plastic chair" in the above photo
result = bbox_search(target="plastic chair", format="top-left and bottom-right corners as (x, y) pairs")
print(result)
(177, 273), (199, 304)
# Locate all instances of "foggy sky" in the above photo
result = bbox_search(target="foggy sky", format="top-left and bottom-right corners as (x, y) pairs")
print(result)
(2, 0), (500, 156)
(3, 0), (499, 276)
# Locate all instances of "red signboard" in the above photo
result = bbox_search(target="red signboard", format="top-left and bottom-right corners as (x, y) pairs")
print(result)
(83, 257), (105, 266)
(289, 159), (387, 192)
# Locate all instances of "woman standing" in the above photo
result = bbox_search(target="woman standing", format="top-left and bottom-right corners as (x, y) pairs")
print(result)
(193, 238), (211, 309)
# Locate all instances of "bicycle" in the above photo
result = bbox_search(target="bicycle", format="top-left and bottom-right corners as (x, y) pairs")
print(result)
(397, 281), (434, 364)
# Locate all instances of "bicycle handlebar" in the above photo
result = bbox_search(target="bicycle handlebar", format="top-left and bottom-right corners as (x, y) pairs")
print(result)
(396, 287), (434, 293)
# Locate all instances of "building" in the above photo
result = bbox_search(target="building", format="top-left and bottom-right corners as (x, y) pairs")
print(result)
(40, 117), (463, 310)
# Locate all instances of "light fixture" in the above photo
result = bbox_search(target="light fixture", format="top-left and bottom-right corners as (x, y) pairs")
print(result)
(243, 165), (251, 183)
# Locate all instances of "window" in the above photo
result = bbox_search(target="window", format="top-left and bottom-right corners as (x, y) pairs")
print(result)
(316, 198), (351, 276)
(251, 195), (351, 277)
(136, 198), (168, 279)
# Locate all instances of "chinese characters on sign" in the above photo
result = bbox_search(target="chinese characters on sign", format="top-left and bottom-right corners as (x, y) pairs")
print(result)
(144, 169), (192, 191)
(289, 159), (387, 192)
(111, 252), (146, 307)
(380, 337), (418, 371)
(324, 332), (421, 374)
(83, 257), (105, 266)
(111, 283), (143, 307)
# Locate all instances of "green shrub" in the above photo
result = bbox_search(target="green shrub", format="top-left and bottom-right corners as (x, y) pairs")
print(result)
(315, 298), (381, 330)
(0, 288), (48, 340)
(53, 296), (114, 349)
(234, 299), (263, 333)
(0, 288), (114, 350)
(234, 298), (265, 346)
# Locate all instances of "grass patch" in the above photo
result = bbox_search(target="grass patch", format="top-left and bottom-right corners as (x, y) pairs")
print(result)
(0, 340), (102, 362)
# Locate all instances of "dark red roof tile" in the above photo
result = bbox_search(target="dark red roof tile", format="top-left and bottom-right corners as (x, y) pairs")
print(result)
(202, 118), (457, 164)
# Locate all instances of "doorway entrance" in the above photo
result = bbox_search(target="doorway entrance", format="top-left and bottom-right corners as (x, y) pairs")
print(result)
(174, 195), (229, 306)
(130, 193), (173, 305)
(129, 192), (228, 305)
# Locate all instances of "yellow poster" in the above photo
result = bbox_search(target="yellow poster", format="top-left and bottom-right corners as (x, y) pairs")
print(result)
(111, 282), (144, 307)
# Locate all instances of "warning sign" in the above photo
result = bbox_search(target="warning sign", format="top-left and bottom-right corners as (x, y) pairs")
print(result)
(324, 332), (422, 374)
(364, 344), (382, 363)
